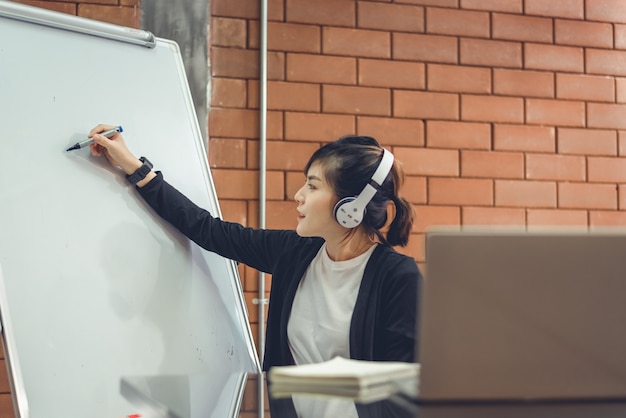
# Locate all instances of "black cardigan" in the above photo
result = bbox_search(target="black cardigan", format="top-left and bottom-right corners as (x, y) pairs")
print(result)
(138, 172), (422, 371)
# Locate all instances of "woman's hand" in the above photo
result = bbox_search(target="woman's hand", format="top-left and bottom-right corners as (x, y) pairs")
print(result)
(88, 124), (142, 175)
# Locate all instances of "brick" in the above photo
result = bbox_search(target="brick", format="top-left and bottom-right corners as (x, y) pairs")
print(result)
(621, 184), (626, 209)
(461, 95), (524, 123)
(212, 48), (285, 80)
(209, 108), (258, 138)
(617, 78), (626, 103)
(394, 91), (459, 120)
(397, 233), (425, 263)
(426, 7), (490, 38)
(359, 59), (425, 89)
(358, 2), (424, 33)
(248, 81), (320, 112)
(393, 33), (458, 64)
(492, 13), (552, 43)
(460, 38), (522, 68)
(527, 209), (588, 228)
(460, 0), (522, 13)
(212, 47), (257, 79)
(461, 150), (524, 179)
(586, 0), (626, 24)
(495, 180), (557, 208)
(78, 4), (139, 27)
(0, 394), (14, 418)
(212, 0), (258, 19)
(249, 22), (321, 53)
(558, 128), (618, 156)
(590, 211), (626, 227)
(412, 205), (461, 233)
(462, 206), (526, 226)
(395, 236), (421, 262)
(287, 53), (356, 85)
(266, 201), (300, 230)
(556, 73), (614, 102)
(558, 182), (617, 210)
(588, 103), (626, 129)
(286, 171), (306, 202)
(14, 1), (75, 14)
(284, 112), (355, 142)
(426, 121), (491, 149)
(286, 0), (355, 26)
(213, 169), (283, 200)
(402, 176), (428, 204)
(266, 141), (321, 171)
(555, 19), (613, 49)
(586, 49), (626, 77)
(323, 85), (391, 116)
(493, 69), (554, 98)
(616, 25), (626, 50)
(400, 0), (457, 6)
(356, 117), (425, 147)
(212, 17), (246, 48)
(494, 124), (555, 153)
(525, 154), (586, 181)
(211, 78), (247, 108)
(588, 157), (626, 183)
(323, 27), (390, 58)
(208, 138), (247, 169)
(525, 0), (584, 19)
(524, 43), (583, 73)
(429, 177), (493, 206)
(394, 147), (459, 176)
(219, 199), (248, 226)
(620, 131), (626, 156)
(526, 99), (585, 127)
(427, 64), (491, 94)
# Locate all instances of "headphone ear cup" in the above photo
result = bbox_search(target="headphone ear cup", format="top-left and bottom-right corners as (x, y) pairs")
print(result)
(334, 196), (366, 228)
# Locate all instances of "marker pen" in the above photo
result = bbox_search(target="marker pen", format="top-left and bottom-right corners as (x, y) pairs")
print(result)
(66, 126), (123, 152)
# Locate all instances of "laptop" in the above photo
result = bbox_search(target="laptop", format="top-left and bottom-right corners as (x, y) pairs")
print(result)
(416, 228), (626, 402)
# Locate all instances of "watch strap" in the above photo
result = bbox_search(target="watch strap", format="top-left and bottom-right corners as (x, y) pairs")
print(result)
(126, 156), (153, 184)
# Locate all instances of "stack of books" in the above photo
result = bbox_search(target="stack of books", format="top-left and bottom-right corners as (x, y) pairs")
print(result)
(268, 356), (420, 403)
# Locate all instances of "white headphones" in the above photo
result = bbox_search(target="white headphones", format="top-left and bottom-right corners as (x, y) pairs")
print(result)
(333, 148), (394, 228)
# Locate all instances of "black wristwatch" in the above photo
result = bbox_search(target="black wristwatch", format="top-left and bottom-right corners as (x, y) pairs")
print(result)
(126, 156), (153, 184)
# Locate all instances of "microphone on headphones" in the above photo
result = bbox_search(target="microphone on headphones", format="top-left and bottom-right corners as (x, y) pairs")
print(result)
(334, 148), (394, 228)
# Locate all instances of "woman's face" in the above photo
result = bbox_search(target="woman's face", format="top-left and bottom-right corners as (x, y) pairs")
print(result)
(294, 162), (340, 239)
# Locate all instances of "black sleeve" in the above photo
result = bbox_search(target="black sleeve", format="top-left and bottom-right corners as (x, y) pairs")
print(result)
(136, 171), (300, 274)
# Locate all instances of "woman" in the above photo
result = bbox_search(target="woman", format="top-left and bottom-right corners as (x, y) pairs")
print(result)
(88, 124), (422, 371)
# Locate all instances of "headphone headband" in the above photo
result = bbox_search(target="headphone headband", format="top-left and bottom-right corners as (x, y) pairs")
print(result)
(334, 148), (395, 229)
(371, 149), (394, 186)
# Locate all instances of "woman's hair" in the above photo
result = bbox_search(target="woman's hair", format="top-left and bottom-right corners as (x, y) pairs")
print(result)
(304, 135), (414, 247)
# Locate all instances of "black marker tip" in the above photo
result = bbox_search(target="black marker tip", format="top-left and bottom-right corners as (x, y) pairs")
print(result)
(66, 143), (80, 152)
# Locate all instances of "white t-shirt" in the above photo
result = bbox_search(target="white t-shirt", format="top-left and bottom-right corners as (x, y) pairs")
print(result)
(287, 242), (377, 365)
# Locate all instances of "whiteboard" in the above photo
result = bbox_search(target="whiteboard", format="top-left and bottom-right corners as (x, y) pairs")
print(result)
(0, 2), (260, 417)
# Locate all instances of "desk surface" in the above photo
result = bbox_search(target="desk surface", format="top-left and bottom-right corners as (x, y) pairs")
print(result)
(120, 372), (626, 418)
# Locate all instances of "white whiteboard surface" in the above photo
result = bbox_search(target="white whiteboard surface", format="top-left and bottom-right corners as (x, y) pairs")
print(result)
(0, 2), (260, 417)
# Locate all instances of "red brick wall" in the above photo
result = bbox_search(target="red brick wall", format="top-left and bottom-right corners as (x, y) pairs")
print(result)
(210, 0), (626, 270)
(211, 4), (626, 414)
(12, 0), (140, 26)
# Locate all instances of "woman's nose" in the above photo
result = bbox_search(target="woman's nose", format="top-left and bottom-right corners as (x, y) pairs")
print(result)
(294, 186), (304, 203)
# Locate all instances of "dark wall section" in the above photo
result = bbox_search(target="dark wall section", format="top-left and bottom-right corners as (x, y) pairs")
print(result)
(142, 0), (209, 141)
